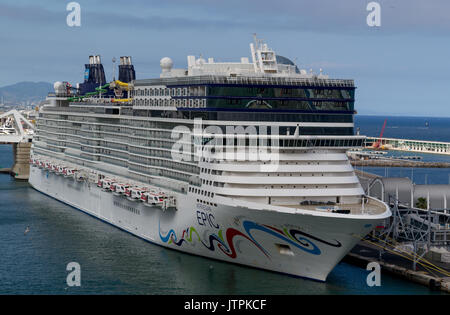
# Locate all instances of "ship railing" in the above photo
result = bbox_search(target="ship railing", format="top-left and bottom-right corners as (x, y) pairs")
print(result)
(136, 75), (354, 88)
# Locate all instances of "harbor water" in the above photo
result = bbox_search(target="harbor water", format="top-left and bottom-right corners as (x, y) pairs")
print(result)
(0, 116), (444, 294)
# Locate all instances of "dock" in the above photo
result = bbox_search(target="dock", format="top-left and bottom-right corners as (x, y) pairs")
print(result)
(365, 136), (450, 155)
(351, 159), (450, 168)
(348, 148), (450, 168)
(347, 169), (450, 293)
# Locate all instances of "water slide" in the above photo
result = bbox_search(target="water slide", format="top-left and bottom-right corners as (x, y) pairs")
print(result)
(67, 80), (132, 102)
(68, 83), (111, 102)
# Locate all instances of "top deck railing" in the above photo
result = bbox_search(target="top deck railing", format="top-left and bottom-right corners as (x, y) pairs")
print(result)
(135, 75), (355, 88)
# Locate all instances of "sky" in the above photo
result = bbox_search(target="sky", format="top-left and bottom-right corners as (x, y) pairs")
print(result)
(0, 0), (449, 116)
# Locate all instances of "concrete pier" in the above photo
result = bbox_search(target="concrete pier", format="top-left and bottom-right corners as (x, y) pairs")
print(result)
(0, 110), (35, 179)
(0, 168), (12, 174)
(10, 142), (31, 180)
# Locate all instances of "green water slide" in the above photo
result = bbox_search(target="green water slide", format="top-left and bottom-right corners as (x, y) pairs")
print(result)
(68, 83), (110, 102)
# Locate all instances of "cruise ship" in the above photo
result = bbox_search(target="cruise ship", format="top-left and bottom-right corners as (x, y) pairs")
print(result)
(29, 38), (391, 281)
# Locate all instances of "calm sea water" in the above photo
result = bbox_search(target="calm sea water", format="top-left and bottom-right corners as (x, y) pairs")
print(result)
(0, 116), (444, 295)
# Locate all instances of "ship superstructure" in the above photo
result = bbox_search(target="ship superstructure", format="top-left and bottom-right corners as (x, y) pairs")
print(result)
(29, 38), (390, 281)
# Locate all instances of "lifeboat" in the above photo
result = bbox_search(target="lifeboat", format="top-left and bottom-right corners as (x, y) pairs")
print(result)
(110, 182), (117, 193)
(142, 192), (164, 207)
(132, 188), (148, 201)
(31, 158), (39, 167)
(51, 164), (59, 173)
(62, 167), (69, 176)
(125, 186), (143, 201)
(64, 168), (77, 178)
(102, 179), (115, 191)
(113, 183), (130, 196)
(97, 177), (115, 190)
(124, 186), (132, 199)
(57, 166), (66, 175)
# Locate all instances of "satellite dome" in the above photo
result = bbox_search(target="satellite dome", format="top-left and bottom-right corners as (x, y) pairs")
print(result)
(276, 55), (300, 74)
(54, 81), (66, 95)
(160, 57), (173, 72)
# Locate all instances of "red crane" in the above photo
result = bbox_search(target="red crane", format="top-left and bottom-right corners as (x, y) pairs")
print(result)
(373, 119), (387, 149)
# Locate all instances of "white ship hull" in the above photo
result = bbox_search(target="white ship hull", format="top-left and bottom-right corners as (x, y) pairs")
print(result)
(29, 166), (387, 281)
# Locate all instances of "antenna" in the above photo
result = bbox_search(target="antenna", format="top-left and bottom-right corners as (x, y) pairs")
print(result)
(252, 33), (264, 49)
(112, 57), (117, 81)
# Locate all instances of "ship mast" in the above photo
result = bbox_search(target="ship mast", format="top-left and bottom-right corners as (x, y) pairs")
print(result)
(249, 33), (278, 74)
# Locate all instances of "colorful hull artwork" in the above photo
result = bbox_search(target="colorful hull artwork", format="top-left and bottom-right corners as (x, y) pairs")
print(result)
(159, 220), (343, 259)
(30, 167), (388, 280)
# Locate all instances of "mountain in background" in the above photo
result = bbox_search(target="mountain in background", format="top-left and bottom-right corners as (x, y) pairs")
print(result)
(0, 81), (53, 105)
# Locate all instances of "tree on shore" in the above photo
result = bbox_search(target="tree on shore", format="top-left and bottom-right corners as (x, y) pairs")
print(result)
(416, 197), (427, 209)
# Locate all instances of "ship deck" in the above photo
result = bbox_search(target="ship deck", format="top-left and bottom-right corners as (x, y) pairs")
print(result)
(284, 198), (387, 216)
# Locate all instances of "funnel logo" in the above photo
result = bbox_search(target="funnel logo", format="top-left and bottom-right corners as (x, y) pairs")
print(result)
(66, 2), (81, 27)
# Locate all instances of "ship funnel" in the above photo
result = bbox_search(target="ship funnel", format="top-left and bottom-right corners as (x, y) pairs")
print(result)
(118, 56), (136, 83)
(79, 54), (107, 95)
(120, 56), (132, 66)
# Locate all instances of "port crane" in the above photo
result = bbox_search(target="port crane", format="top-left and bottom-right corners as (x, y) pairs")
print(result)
(372, 119), (387, 149)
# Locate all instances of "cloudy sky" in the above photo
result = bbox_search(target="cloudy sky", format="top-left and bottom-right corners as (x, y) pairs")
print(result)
(0, 0), (449, 116)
